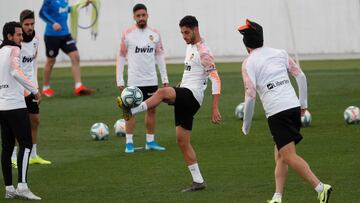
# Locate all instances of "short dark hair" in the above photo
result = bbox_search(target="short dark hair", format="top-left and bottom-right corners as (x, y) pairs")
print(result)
(20, 10), (35, 24)
(2, 21), (21, 40)
(179, 15), (198, 28)
(133, 3), (147, 13)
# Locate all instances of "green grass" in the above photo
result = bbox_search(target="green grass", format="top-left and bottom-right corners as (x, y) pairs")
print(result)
(2, 59), (360, 202)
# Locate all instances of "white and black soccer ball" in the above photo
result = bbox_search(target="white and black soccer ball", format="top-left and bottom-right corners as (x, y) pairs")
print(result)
(344, 106), (360, 124)
(235, 102), (244, 120)
(90, 122), (109, 140)
(121, 86), (143, 108)
(301, 110), (312, 127)
(114, 119), (126, 137)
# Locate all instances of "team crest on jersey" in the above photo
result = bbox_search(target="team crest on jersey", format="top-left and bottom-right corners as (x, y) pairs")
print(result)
(190, 53), (195, 60)
(149, 35), (154, 42)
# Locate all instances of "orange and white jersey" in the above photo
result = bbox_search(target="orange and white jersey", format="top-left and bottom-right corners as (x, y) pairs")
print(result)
(21, 36), (39, 95)
(180, 40), (221, 105)
(242, 47), (307, 118)
(0, 45), (38, 110)
(116, 25), (168, 87)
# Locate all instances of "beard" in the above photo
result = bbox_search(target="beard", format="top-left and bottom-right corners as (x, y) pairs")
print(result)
(137, 21), (147, 29)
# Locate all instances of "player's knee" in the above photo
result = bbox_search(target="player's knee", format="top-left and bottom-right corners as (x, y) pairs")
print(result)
(280, 153), (295, 165)
(31, 117), (40, 128)
(155, 88), (166, 97)
(147, 108), (156, 115)
(46, 58), (56, 68)
(176, 136), (189, 149)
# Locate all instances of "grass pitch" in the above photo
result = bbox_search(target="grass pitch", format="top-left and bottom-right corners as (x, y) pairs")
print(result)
(1, 59), (360, 202)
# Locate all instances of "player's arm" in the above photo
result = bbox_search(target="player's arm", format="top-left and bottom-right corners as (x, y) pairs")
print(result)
(10, 47), (39, 96)
(116, 32), (127, 93)
(198, 45), (221, 124)
(39, 0), (62, 31)
(155, 33), (169, 87)
(287, 55), (308, 115)
(39, 0), (56, 25)
(241, 59), (256, 135)
(209, 70), (221, 124)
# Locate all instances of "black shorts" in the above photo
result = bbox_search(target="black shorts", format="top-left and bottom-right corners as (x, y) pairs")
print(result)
(44, 34), (77, 57)
(25, 94), (39, 114)
(267, 107), (303, 150)
(138, 86), (158, 100)
(173, 87), (200, 131)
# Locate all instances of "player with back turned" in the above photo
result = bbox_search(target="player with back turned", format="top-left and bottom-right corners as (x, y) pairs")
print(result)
(238, 19), (332, 203)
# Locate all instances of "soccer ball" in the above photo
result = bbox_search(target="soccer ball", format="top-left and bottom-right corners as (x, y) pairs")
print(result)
(235, 102), (244, 120)
(90, 122), (109, 140)
(114, 119), (126, 137)
(344, 106), (360, 124)
(121, 86), (143, 108)
(301, 110), (312, 127)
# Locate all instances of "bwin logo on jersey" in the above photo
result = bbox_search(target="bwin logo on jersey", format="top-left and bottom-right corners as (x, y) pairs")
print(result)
(59, 7), (68, 14)
(22, 56), (35, 63)
(135, 46), (154, 53)
(267, 79), (290, 90)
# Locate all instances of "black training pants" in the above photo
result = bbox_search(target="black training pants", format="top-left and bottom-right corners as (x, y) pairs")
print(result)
(0, 108), (32, 186)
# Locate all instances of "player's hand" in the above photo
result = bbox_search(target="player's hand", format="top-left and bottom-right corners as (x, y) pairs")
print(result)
(52, 23), (62, 31)
(301, 108), (308, 117)
(163, 83), (169, 87)
(241, 125), (249, 136)
(34, 92), (41, 105)
(211, 107), (221, 124)
(118, 86), (125, 94)
(84, 0), (92, 7)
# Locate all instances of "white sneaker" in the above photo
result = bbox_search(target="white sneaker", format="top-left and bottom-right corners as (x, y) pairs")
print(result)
(5, 188), (17, 199)
(16, 188), (41, 200)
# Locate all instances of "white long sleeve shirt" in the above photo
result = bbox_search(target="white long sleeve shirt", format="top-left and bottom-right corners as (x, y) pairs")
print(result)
(20, 36), (39, 96)
(116, 25), (168, 87)
(0, 45), (38, 110)
(181, 40), (221, 105)
(241, 47), (307, 134)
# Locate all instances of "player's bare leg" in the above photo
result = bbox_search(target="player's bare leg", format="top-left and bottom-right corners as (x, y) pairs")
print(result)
(176, 126), (206, 192)
(29, 114), (51, 165)
(68, 50), (93, 95)
(145, 87), (176, 107)
(145, 108), (156, 135)
(42, 57), (56, 97)
(269, 146), (288, 202)
(176, 126), (196, 165)
(278, 142), (332, 202)
(278, 142), (320, 187)
(68, 50), (81, 84)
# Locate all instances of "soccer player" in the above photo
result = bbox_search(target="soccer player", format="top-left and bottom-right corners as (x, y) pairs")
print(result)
(116, 3), (169, 153)
(238, 19), (332, 203)
(10, 10), (52, 167)
(0, 21), (41, 200)
(39, 0), (94, 97)
(117, 15), (221, 192)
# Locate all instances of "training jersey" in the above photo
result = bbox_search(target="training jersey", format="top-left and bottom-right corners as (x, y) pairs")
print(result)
(116, 25), (168, 87)
(242, 47), (305, 117)
(39, 0), (70, 36)
(180, 40), (221, 105)
(20, 36), (39, 95)
(0, 46), (38, 110)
